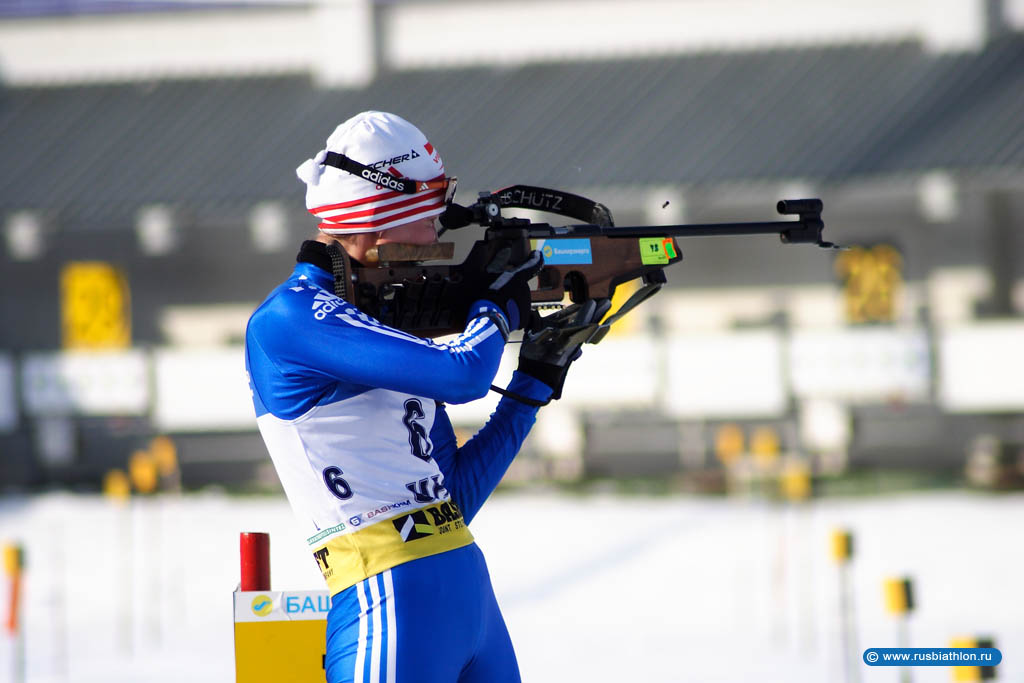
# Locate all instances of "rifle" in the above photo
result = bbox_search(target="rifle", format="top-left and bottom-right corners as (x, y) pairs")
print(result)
(336, 185), (835, 343)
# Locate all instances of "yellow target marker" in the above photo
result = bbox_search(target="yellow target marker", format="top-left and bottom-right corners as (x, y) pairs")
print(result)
(60, 261), (131, 350)
(102, 469), (131, 502)
(714, 423), (745, 466)
(129, 450), (158, 494)
(779, 460), (811, 501)
(834, 244), (903, 324)
(150, 436), (179, 477)
(949, 636), (997, 681)
(750, 426), (781, 468)
(3, 543), (23, 578)
(830, 529), (853, 563)
(883, 577), (914, 615)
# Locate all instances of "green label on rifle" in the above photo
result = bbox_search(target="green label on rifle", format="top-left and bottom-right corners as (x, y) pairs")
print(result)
(638, 238), (677, 265)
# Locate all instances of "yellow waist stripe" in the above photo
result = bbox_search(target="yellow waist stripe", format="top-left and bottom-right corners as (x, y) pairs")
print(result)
(311, 500), (474, 596)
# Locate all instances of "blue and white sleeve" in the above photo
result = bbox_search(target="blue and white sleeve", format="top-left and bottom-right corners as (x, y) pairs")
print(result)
(248, 286), (510, 406)
(429, 371), (554, 523)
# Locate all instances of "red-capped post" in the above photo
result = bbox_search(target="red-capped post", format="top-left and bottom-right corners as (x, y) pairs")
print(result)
(239, 532), (270, 591)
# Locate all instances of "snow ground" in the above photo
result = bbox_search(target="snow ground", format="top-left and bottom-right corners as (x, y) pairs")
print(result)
(0, 489), (1020, 682)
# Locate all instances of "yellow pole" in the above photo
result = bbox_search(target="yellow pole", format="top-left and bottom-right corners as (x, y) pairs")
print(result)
(4, 543), (26, 683)
(950, 637), (981, 682)
(831, 529), (857, 683)
(950, 636), (997, 681)
(883, 577), (915, 683)
(104, 468), (134, 655)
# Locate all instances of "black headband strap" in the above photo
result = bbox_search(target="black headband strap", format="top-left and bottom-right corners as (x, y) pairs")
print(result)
(321, 151), (416, 194)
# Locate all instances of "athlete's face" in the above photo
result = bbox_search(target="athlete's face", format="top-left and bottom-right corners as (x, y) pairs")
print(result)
(376, 216), (439, 246)
(327, 216), (439, 264)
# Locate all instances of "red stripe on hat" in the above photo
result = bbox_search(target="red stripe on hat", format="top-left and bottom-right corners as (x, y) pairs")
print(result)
(319, 189), (444, 222)
(310, 173), (446, 214)
(424, 142), (434, 155)
(388, 166), (403, 177)
(312, 190), (403, 213)
(320, 197), (445, 227)
(318, 201), (445, 231)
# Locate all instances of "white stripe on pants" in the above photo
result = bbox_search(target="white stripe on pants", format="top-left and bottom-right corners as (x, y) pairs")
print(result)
(354, 572), (397, 683)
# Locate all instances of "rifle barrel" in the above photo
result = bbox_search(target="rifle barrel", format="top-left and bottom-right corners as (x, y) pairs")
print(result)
(528, 221), (804, 239)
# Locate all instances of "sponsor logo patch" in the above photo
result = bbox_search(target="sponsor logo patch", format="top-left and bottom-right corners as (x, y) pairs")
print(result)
(392, 501), (465, 542)
(307, 522), (346, 546)
(367, 149), (421, 170)
(313, 547), (332, 581)
(392, 510), (434, 542)
(498, 188), (564, 212)
(365, 499), (412, 520)
(283, 593), (332, 615)
(360, 167), (406, 192)
(530, 238), (593, 265)
(251, 595), (273, 617)
(310, 290), (346, 320)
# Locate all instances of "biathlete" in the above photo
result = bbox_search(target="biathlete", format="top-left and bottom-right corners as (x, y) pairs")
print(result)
(246, 111), (587, 683)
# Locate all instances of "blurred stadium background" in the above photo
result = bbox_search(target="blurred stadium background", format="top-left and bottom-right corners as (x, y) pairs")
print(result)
(1, 0), (1023, 681)
(1, 0), (1024, 492)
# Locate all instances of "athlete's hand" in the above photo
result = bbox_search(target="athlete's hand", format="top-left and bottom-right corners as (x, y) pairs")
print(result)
(517, 299), (610, 399)
(476, 248), (543, 331)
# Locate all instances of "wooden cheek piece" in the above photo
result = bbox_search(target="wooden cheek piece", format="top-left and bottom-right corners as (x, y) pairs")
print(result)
(364, 242), (455, 264)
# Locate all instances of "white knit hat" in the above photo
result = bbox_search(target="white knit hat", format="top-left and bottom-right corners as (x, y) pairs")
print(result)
(295, 111), (447, 234)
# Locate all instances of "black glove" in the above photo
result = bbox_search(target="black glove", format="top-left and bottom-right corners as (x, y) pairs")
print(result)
(473, 248), (543, 332)
(517, 299), (611, 400)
